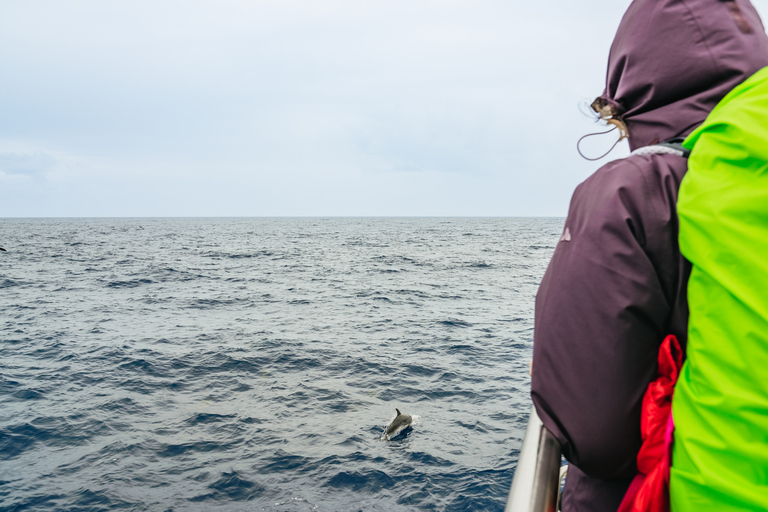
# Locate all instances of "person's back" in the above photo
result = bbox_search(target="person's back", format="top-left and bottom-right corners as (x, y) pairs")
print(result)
(671, 66), (768, 511)
(530, 1), (768, 511)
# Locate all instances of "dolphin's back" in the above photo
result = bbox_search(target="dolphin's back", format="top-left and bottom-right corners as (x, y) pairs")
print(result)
(385, 408), (412, 437)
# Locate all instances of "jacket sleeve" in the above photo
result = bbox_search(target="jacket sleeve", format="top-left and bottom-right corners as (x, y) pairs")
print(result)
(531, 155), (686, 480)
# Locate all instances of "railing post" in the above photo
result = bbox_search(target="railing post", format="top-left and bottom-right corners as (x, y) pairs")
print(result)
(505, 406), (562, 512)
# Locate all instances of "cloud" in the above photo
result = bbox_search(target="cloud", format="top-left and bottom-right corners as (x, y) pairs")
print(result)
(0, 150), (57, 177)
(0, 0), (766, 216)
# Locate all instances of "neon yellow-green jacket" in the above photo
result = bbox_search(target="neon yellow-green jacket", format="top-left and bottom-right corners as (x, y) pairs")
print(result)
(671, 65), (768, 510)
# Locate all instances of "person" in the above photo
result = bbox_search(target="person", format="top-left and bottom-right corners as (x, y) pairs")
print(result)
(530, 1), (768, 511)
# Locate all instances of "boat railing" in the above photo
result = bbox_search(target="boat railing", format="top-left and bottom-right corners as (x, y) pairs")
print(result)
(505, 406), (564, 512)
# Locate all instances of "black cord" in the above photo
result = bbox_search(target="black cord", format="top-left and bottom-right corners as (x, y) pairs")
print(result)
(576, 126), (624, 161)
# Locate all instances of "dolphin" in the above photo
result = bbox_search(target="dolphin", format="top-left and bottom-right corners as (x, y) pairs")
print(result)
(384, 408), (413, 440)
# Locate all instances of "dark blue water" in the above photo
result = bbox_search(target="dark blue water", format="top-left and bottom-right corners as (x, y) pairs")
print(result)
(0, 217), (561, 511)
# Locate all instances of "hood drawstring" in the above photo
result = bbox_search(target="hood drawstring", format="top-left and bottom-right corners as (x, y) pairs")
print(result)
(576, 119), (629, 161)
(578, 96), (629, 161)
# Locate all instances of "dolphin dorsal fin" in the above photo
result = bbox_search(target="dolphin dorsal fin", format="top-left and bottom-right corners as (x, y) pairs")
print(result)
(396, 408), (401, 415)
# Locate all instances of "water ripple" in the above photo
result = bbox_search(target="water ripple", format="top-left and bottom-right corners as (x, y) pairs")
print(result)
(0, 217), (562, 511)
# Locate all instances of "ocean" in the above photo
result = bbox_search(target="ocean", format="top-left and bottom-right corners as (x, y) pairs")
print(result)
(0, 217), (562, 511)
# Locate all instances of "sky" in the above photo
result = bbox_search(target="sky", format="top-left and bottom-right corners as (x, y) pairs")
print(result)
(2, 1), (767, 217)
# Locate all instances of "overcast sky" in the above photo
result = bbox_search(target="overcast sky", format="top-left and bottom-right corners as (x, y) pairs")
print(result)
(2, 1), (767, 217)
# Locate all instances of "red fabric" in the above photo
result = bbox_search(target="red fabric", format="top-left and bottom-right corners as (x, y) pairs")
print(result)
(617, 335), (683, 512)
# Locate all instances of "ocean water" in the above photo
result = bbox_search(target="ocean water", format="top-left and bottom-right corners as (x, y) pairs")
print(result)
(0, 217), (562, 512)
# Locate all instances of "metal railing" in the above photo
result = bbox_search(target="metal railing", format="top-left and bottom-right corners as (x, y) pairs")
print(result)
(505, 406), (563, 512)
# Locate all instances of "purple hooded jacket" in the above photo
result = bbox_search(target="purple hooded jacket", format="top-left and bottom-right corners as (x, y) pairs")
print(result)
(531, 1), (768, 511)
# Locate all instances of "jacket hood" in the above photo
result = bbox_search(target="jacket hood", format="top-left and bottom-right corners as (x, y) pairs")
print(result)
(595, 0), (768, 151)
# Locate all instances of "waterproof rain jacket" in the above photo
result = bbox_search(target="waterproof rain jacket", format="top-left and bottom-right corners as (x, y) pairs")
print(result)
(671, 65), (768, 511)
(530, 1), (768, 511)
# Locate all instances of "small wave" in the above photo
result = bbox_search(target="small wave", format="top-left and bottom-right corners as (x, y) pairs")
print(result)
(117, 358), (170, 378)
(99, 397), (148, 414)
(422, 388), (479, 401)
(189, 471), (264, 502)
(260, 449), (312, 473)
(457, 420), (490, 433)
(394, 288), (431, 298)
(326, 470), (396, 492)
(185, 413), (237, 426)
(189, 298), (246, 309)
(402, 364), (439, 377)
(117, 378), (157, 395)
(72, 488), (133, 509)
(444, 469), (510, 511)
(314, 390), (353, 412)
(12, 388), (44, 400)
(446, 343), (477, 353)
(0, 378), (21, 394)
(204, 250), (278, 259)
(1, 493), (65, 510)
(407, 451), (454, 467)
(0, 418), (111, 460)
(153, 267), (203, 282)
(438, 319), (473, 328)
(273, 353), (322, 372)
(372, 255), (418, 264)
(0, 423), (51, 459)
(106, 278), (153, 288)
(187, 353), (268, 376)
(68, 371), (106, 388)
(157, 439), (241, 458)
